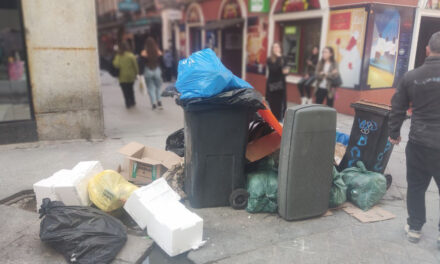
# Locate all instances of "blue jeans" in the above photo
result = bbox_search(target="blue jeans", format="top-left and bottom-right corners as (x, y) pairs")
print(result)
(144, 67), (163, 106)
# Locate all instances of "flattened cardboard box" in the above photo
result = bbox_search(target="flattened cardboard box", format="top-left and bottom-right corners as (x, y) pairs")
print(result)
(119, 142), (183, 185)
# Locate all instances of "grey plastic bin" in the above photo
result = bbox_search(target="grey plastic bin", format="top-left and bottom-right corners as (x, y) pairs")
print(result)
(278, 105), (336, 221)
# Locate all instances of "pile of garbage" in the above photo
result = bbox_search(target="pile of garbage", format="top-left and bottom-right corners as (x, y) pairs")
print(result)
(34, 157), (203, 261)
(33, 49), (396, 261)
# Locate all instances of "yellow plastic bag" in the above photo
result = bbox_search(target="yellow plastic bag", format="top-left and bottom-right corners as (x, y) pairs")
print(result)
(88, 170), (138, 212)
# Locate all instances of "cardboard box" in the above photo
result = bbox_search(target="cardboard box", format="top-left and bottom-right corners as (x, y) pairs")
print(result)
(119, 142), (183, 185)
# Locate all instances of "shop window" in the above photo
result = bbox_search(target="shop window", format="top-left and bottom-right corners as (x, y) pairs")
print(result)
(279, 18), (321, 75)
(414, 16), (440, 68)
(0, 0), (32, 122)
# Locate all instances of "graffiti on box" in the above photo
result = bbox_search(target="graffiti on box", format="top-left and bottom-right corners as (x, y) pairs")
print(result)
(347, 118), (391, 172)
(374, 141), (392, 172)
(347, 118), (377, 167)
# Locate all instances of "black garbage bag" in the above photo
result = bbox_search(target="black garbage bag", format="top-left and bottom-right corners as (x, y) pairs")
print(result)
(39, 198), (127, 264)
(166, 128), (185, 157)
(247, 115), (274, 143)
(161, 84), (180, 98)
(177, 88), (266, 111)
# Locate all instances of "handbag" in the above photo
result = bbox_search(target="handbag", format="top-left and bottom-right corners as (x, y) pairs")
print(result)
(268, 80), (284, 92)
(330, 75), (342, 87)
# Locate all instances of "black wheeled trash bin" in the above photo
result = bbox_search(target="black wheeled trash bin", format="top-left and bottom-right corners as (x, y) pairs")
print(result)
(338, 101), (394, 175)
(184, 105), (250, 208)
(278, 105), (337, 221)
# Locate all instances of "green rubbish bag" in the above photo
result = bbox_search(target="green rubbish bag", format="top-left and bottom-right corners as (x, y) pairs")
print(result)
(246, 159), (278, 214)
(329, 167), (347, 208)
(341, 161), (387, 211)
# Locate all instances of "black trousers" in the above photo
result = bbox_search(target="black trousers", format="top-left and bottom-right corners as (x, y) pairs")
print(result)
(406, 141), (440, 231)
(120, 82), (135, 108)
(297, 76), (315, 98)
(163, 67), (173, 82)
(315, 88), (334, 107)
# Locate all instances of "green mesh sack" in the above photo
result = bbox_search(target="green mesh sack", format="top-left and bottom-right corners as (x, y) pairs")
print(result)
(341, 161), (387, 211)
(329, 167), (347, 208)
(246, 159), (278, 213)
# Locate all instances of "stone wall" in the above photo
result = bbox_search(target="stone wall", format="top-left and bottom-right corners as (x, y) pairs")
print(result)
(21, 0), (104, 140)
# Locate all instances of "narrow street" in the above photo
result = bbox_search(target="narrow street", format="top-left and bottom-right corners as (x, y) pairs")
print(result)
(0, 72), (439, 263)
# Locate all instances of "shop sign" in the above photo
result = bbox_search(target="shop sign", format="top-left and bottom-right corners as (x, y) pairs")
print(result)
(248, 0), (270, 13)
(118, 0), (140, 12)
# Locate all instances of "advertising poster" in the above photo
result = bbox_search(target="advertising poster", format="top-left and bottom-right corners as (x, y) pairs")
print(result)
(367, 5), (415, 88)
(222, 0), (242, 19)
(246, 16), (268, 74)
(326, 8), (368, 89)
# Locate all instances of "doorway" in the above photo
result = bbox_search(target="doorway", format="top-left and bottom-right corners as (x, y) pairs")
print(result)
(415, 16), (440, 68)
(189, 27), (202, 53)
(221, 23), (243, 77)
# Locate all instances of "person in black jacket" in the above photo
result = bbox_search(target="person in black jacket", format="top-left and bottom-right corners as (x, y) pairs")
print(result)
(388, 32), (440, 245)
(266, 42), (289, 121)
(297, 46), (319, 104)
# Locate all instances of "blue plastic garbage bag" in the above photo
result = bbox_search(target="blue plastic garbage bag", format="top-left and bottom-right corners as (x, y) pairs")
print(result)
(336, 131), (349, 146)
(176, 49), (252, 99)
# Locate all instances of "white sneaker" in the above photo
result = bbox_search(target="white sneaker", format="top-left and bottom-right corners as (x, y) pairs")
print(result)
(306, 98), (313, 104)
(405, 224), (421, 243)
(300, 97), (307, 105)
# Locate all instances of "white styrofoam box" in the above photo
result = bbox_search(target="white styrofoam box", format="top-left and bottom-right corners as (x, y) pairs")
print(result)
(124, 178), (180, 229)
(123, 178), (204, 257)
(145, 199), (203, 257)
(33, 161), (103, 211)
(71, 161), (103, 205)
(51, 169), (82, 206)
(34, 177), (59, 211)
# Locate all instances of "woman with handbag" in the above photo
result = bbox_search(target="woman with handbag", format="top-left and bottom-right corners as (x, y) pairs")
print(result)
(266, 43), (290, 121)
(314, 46), (341, 107)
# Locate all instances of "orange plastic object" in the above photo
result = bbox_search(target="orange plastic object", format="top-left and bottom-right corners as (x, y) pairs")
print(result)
(258, 102), (283, 136)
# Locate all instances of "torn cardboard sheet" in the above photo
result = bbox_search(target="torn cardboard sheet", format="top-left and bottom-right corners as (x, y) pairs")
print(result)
(334, 143), (346, 166)
(246, 132), (281, 162)
(342, 203), (395, 223)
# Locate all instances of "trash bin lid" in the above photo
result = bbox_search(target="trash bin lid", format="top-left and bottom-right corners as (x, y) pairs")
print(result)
(351, 100), (391, 117)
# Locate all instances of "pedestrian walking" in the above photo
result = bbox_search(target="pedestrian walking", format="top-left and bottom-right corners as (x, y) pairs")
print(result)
(297, 46), (319, 105)
(163, 49), (173, 82)
(139, 37), (163, 110)
(314, 46), (340, 107)
(388, 32), (440, 245)
(113, 42), (138, 109)
(266, 42), (289, 121)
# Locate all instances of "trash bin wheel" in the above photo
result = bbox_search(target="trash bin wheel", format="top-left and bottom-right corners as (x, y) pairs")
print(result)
(229, 189), (249, 210)
(385, 174), (392, 190)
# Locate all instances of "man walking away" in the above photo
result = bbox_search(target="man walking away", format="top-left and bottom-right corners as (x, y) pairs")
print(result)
(388, 32), (440, 246)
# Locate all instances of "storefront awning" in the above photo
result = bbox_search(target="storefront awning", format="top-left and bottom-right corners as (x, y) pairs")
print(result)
(203, 18), (244, 30)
